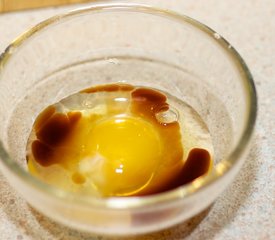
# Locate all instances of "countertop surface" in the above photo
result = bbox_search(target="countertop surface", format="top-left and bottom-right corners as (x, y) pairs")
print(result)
(0, 1), (274, 239)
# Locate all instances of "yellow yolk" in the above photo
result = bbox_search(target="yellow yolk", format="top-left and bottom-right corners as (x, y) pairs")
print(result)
(83, 116), (162, 196)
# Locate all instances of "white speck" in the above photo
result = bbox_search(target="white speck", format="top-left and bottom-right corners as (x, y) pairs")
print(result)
(115, 168), (123, 174)
(115, 97), (127, 102)
(108, 58), (119, 64)
(228, 45), (232, 49)
(83, 100), (93, 108)
(115, 118), (125, 123)
(214, 33), (221, 39)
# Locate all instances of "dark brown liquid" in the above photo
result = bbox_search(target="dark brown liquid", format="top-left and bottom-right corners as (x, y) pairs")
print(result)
(161, 148), (211, 193)
(29, 83), (212, 196)
(31, 107), (81, 167)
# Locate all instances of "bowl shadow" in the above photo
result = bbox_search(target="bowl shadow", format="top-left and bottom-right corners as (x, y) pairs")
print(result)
(0, 137), (258, 240)
(29, 205), (211, 240)
(183, 136), (260, 239)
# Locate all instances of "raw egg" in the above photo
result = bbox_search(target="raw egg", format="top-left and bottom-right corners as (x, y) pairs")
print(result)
(27, 83), (211, 197)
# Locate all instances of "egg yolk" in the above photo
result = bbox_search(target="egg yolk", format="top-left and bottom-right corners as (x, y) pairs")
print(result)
(85, 116), (162, 196)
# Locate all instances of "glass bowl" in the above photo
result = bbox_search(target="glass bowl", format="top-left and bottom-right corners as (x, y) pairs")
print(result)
(0, 3), (257, 235)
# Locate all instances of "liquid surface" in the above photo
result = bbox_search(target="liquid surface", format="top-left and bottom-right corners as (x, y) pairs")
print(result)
(27, 83), (213, 197)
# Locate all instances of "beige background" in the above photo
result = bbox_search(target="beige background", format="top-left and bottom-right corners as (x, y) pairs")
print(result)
(0, 0), (92, 12)
(0, 0), (274, 239)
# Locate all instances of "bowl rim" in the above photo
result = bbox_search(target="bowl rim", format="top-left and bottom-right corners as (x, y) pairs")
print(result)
(0, 2), (257, 209)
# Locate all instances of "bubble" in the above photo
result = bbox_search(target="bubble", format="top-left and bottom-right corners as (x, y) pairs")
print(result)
(156, 107), (179, 124)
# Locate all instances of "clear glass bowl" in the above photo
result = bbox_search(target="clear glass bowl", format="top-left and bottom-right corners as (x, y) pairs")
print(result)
(0, 3), (257, 235)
